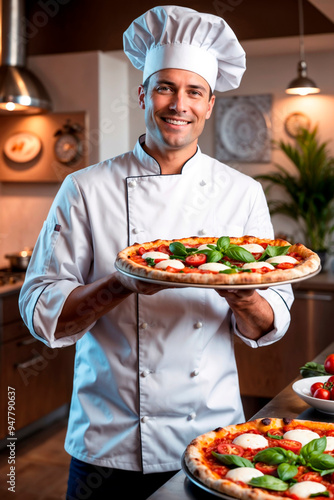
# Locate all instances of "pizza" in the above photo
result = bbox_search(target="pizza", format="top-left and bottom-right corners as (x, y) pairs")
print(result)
(184, 417), (334, 499)
(115, 235), (320, 286)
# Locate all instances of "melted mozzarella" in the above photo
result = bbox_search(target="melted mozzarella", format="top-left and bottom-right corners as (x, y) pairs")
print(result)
(142, 251), (169, 260)
(225, 467), (263, 483)
(242, 262), (275, 270)
(289, 481), (327, 498)
(198, 262), (230, 272)
(239, 244), (265, 254)
(266, 255), (298, 264)
(283, 429), (320, 446)
(232, 433), (269, 449)
(325, 436), (334, 452)
(154, 259), (184, 270)
(197, 244), (212, 251)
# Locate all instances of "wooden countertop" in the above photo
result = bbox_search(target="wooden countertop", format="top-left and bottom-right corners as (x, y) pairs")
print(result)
(293, 271), (334, 292)
(147, 342), (334, 500)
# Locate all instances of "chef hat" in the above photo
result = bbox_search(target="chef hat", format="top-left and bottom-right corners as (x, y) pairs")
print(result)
(123, 5), (246, 92)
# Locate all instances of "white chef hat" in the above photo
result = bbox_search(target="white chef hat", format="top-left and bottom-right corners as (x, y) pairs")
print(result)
(123, 5), (246, 92)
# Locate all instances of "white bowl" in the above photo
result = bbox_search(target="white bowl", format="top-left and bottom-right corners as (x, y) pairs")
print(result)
(292, 376), (334, 415)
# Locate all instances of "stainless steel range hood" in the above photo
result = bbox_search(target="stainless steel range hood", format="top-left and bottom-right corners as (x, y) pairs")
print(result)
(0, 0), (52, 114)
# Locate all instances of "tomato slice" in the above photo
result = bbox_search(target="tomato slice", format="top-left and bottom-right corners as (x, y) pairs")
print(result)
(185, 254), (207, 267)
(276, 262), (295, 270)
(278, 439), (302, 453)
(255, 462), (278, 476)
(299, 472), (322, 483)
(267, 429), (284, 437)
(157, 244), (171, 255)
(216, 442), (244, 456)
(137, 247), (146, 256)
(253, 253), (263, 261)
(165, 266), (180, 273)
(181, 267), (200, 273)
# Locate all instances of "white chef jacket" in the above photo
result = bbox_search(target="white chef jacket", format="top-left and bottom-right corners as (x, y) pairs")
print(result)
(19, 135), (294, 473)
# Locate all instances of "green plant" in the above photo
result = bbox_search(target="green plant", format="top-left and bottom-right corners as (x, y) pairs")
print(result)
(256, 127), (334, 253)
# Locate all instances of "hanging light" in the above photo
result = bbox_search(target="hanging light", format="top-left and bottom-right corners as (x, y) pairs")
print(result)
(286, 0), (320, 96)
(0, 0), (52, 114)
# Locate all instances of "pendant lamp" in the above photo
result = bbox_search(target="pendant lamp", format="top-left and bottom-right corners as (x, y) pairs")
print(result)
(286, 0), (320, 96)
(0, 0), (52, 114)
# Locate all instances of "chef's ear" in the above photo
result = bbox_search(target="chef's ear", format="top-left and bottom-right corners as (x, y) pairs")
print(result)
(138, 85), (146, 110)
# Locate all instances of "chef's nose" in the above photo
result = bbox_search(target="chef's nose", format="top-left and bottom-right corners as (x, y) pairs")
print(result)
(169, 91), (187, 112)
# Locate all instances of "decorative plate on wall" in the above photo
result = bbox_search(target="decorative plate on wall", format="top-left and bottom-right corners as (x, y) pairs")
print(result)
(215, 94), (272, 163)
(0, 111), (88, 182)
(284, 112), (310, 138)
(4, 132), (42, 163)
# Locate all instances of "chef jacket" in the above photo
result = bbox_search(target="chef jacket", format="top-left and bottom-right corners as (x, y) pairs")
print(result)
(19, 135), (294, 473)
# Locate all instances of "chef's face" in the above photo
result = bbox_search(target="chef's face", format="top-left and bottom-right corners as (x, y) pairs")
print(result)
(138, 68), (215, 155)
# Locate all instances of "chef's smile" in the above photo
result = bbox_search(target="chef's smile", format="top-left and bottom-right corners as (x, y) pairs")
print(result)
(162, 117), (191, 127)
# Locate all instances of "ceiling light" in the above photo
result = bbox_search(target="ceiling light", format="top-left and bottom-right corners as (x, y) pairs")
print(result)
(286, 0), (320, 96)
(0, 0), (52, 114)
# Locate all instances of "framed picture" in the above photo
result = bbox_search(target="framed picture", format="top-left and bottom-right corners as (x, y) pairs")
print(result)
(215, 94), (272, 163)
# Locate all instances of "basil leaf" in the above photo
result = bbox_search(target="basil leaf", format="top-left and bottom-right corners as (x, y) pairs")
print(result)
(207, 250), (223, 263)
(320, 468), (334, 477)
(207, 244), (218, 250)
(249, 475), (289, 491)
(267, 245), (291, 257)
(219, 269), (239, 274)
(217, 236), (230, 253)
(310, 453), (334, 471)
(145, 257), (155, 266)
(267, 433), (283, 440)
(277, 463), (298, 481)
(211, 452), (254, 468)
(254, 447), (290, 465)
(300, 362), (328, 378)
(300, 437), (327, 462)
(169, 242), (187, 256)
(169, 255), (185, 261)
(225, 245), (255, 263)
(310, 492), (330, 498)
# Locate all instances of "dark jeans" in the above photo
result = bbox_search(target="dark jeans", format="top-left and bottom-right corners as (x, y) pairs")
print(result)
(66, 456), (178, 500)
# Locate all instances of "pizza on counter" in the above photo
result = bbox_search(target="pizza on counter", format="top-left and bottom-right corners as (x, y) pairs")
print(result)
(115, 235), (320, 286)
(184, 417), (334, 499)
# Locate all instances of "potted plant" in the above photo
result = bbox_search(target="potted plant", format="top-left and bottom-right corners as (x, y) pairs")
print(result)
(256, 126), (334, 264)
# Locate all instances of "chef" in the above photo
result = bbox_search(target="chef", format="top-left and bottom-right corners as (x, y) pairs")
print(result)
(19, 5), (294, 500)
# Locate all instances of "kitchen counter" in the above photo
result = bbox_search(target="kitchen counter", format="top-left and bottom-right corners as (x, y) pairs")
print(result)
(294, 270), (334, 292)
(147, 341), (334, 500)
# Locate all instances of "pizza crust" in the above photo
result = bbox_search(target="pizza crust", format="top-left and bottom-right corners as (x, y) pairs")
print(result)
(115, 236), (320, 286)
(184, 418), (334, 500)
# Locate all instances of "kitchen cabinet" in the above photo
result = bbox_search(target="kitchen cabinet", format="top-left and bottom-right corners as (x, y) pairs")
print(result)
(234, 272), (334, 398)
(0, 289), (75, 439)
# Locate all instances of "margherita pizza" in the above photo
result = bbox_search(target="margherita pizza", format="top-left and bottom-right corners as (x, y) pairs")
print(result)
(184, 418), (334, 499)
(115, 235), (320, 286)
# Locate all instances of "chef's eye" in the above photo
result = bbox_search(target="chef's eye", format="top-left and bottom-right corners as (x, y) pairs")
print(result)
(156, 85), (173, 93)
(188, 89), (202, 97)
